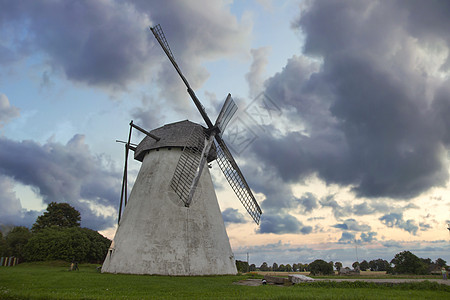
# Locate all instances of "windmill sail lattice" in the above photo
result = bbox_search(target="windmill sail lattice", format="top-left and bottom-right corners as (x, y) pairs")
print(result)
(170, 127), (206, 206)
(217, 98), (238, 136)
(215, 138), (262, 224)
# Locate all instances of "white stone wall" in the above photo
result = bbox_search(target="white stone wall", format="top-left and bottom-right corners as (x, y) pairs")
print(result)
(102, 148), (237, 275)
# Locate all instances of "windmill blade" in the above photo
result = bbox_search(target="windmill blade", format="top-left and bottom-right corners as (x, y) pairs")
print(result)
(214, 136), (262, 224)
(215, 94), (238, 136)
(150, 24), (214, 129)
(170, 127), (206, 206)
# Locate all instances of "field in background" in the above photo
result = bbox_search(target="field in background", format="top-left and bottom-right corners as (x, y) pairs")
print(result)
(0, 262), (448, 299)
(254, 270), (443, 279)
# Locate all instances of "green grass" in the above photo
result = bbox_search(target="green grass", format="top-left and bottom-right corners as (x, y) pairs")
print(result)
(0, 262), (448, 299)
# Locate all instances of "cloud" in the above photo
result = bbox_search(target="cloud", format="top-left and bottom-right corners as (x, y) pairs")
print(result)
(1, 0), (154, 89)
(0, 94), (20, 127)
(222, 208), (247, 224)
(297, 192), (318, 213)
(379, 213), (419, 235)
(419, 222), (431, 231)
(257, 213), (312, 234)
(0, 0), (251, 106)
(319, 194), (351, 219)
(332, 219), (371, 232)
(0, 135), (120, 230)
(0, 175), (40, 227)
(247, 0), (450, 202)
(246, 47), (271, 97)
(338, 232), (355, 244)
(359, 231), (377, 243)
(381, 240), (402, 248)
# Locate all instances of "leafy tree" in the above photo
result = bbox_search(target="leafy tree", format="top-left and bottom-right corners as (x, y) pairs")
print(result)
(0, 231), (8, 256)
(390, 251), (428, 275)
(304, 263), (311, 272)
(369, 258), (390, 271)
(272, 262), (278, 271)
(5, 227), (32, 261)
(334, 262), (343, 271)
(435, 258), (447, 268)
(79, 228), (111, 263)
(259, 262), (269, 271)
(285, 264), (292, 272)
(309, 259), (334, 275)
(352, 261), (360, 269)
(23, 227), (110, 263)
(32, 202), (81, 232)
(249, 264), (256, 271)
(360, 260), (369, 271)
(235, 260), (249, 273)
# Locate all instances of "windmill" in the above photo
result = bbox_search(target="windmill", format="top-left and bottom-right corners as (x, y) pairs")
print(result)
(101, 24), (262, 275)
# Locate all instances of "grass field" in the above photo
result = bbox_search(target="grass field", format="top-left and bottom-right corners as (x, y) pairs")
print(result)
(0, 262), (449, 299)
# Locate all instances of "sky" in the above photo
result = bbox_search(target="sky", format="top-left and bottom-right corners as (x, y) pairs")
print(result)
(1, 0), (450, 268)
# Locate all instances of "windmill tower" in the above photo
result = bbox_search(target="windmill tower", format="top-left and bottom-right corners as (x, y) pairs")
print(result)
(101, 25), (262, 275)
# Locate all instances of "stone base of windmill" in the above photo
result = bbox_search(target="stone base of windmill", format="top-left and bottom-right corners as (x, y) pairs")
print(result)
(101, 146), (237, 276)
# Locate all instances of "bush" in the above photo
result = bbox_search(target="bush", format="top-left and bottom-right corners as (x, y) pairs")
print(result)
(24, 227), (110, 263)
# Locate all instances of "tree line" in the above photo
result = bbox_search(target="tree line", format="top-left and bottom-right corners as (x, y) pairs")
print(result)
(236, 252), (448, 275)
(0, 202), (111, 264)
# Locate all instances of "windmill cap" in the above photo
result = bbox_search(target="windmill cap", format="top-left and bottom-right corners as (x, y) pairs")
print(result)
(134, 120), (217, 162)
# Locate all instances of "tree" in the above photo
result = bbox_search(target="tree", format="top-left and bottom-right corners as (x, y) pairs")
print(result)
(259, 262), (269, 271)
(369, 259), (390, 271)
(334, 262), (343, 271)
(390, 251), (428, 275)
(352, 261), (360, 269)
(23, 227), (110, 263)
(5, 227), (32, 261)
(285, 264), (292, 272)
(360, 260), (369, 271)
(32, 202), (81, 232)
(0, 231), (8, 256)
(435, 258), (447, 268)
(79, 228), (112, 263)
(272, 262), (278, 271)
(309, 259), (334, 275)
(249, 264), (256, 271)
(235, 260), (249, 273)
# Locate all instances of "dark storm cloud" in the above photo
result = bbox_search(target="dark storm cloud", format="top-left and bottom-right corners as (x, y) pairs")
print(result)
(1, 0), (153, 88)
(379, 213), (419, 235)
(222, 208), (247, 224)
(257, 213), (312, 235)
(246, 166), (301, 212)
(1, 0), (249, 97)
(249, 0), (450, 201)
(0, 135), (120, 230)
